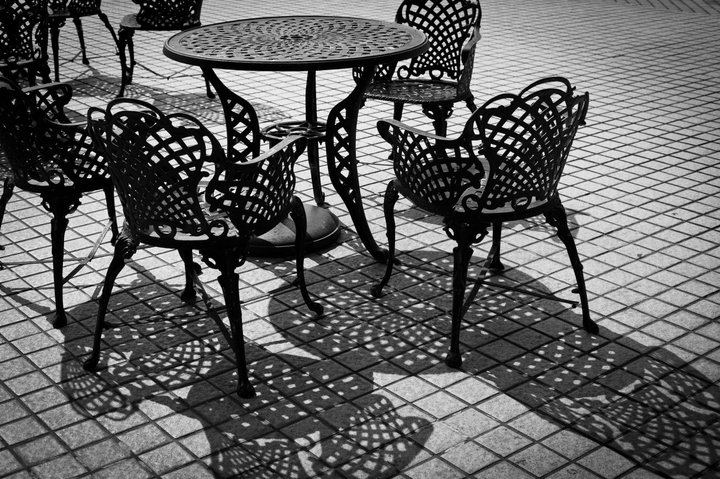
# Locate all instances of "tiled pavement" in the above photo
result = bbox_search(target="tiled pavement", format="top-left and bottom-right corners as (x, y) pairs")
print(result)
(1, 0), (719, 477)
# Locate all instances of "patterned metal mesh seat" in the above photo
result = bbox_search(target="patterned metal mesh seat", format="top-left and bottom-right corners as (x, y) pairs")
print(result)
(83, 98), (322, 398)
(117, 0), (212, 97)
(354, 0), (482, 136)
(0, 75), (118, 328)
(47, 0), (118, 82)
(0, 0), (52, 85)
(373, 77), (599, 367)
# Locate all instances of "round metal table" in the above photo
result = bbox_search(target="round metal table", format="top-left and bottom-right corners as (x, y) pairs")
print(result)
(164, 16), (427, 259)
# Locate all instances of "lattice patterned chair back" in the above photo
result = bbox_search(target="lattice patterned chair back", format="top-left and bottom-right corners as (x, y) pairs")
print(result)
(0, 75), (117, 328)
(117, 0), (211, 97)
(354, 0), (482, 136)
(134, 0), (203, 29)
(83, 98), (322, 399)
(373, 77), (598, 368)
(0, 0), (51, 84)
(47, 0), (118, 82)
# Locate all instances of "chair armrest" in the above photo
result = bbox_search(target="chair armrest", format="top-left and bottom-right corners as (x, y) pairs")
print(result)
(206, 135), (307, 233)
(377, 119), (484, 215)
(225, 135), (306, 174)
(24, 81), (73, 123)
(460, 26), (481, 65)
(377, 118), (455, 144)
(41, 118), (108, 184)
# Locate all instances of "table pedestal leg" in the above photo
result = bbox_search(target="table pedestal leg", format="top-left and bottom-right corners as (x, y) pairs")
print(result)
(304, 71), (326, 206)
(326, 66), (387, 262)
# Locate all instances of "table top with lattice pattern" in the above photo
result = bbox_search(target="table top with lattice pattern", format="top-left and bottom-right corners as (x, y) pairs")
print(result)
(163, 15), (427, 71)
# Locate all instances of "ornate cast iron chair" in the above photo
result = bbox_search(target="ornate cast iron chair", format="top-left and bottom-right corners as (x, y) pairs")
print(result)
(0, 0), (52, 85)
(0, 76), (118, 328)
(354, 0), (482, 137)
(117, 0), (212, 98)
(48, 0), (119, 82)
(372, 77), (599, 368)
(83, 98), (323, 398)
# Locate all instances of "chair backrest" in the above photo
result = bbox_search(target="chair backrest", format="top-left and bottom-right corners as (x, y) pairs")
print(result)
(378, 77), (588, 219)
(135, 0), (204, 30)
(0, 0), (48, 68)
(91, 99), (305, 241)
(90, 99), (221, 239)
(458, 77), (589, 217)
(0, 76), (57, 189)
(394, 0), (481, 85)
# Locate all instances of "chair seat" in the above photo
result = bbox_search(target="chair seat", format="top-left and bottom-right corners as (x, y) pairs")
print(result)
(120, 13), (201, 31)
(136, 203), (279, 247)
(48, 7), (100, 18)
(365, 79), (465, 104)
(453, 180), (550, 217)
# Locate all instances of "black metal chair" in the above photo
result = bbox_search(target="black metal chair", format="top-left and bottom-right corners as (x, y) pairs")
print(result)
(373, 77), (599, 367)
(354, 0), (482, 137)
(117, 0), (212, 98)
(83, 98), (323, 398)
(0, 75), (118, 328)
(0, 0), (52, 85)
(47, 0), (119, 82)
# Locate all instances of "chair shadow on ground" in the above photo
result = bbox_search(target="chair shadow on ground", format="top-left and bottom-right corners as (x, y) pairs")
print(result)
(51, 256), (431, 478)
(38, 244), (720, 477)
(269, 249), (720, 477)
(12, 89), (707, 473)
(65, 73), (290, 127)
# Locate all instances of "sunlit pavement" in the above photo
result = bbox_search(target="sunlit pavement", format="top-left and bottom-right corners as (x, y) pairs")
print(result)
(1, 0), (719, 477)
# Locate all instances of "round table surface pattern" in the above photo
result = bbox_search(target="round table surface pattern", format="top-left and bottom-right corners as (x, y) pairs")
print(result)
(164, 15), (427, 71)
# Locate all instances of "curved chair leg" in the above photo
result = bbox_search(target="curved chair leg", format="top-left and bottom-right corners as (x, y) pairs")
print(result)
(47, 195), (77, 328)
(72, 17), (89, 65)
(446, 225), (475, 368)
(97, 11), (119, 50)
(465, 96), (477, 114)
(117, 27), (134, 97)
(393, 101), (404, 122)
(371, 180), (399, 297)
(0, 176), (15, 250)
(422, 103), (453, 137)
(203, 73), (214, 99)
(127, 32), (136, 84)
(213, 249), (255, 399)
(487, 221), (504, 271)
(386, 102), (404, 160)
(289, 197), (323, 316)
(545, 200), (599, 334)
(178, 248), (198, 303)
(84, 246), (128, 371)
(103, 185), (119, 245)
(49, 19), (63, 82)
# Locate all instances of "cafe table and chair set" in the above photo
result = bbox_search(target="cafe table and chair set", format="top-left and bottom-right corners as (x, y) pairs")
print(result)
(0, 0), (599, 399)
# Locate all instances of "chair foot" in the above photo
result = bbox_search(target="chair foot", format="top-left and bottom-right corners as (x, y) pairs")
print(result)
(52, 311), (67, 329)
(370, 283), (384, 298)
(83, 354), (99, 371)
(488, 258), (505, 272)
(308, 302), (324, 317)
(237, 380), (256, 399)
(102, 320), (120, 330)
(583, 317), (599, 335)
(180, 288), (197, 304)
(445, 351), (462, 369)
